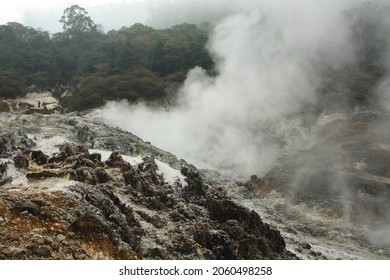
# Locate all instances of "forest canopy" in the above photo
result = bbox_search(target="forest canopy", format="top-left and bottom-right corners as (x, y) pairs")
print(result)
(1, 3), (389, 111)
(0, 5), (213, 110)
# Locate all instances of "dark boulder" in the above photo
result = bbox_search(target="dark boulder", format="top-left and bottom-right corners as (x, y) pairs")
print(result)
(206, 187), (286, 256)
(181, 165), (207, 203)
(138, 156), (158, 173)
(71, 212), (110, 236)
(12, 201), (41, 216)
(73, 167), (99, 184)
(89, 153), (102, 163)
(34, 245), (52, 257)
(31, 150), (48, 165)
(79, 186), (142, 252)
(123, 167), (142, 188)
(48, 143), (88, 163)
(105, 151), (131, 171)
(193, 223), (238, 259)
(59, 143), (89, 158)
(0, 161), (8, 178)
(14, 151), (29, 169)
(95, 167), (111, 183)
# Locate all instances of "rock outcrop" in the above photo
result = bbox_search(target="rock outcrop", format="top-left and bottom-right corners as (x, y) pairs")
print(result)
(0, 112), (295, 260)
(237, 110), (390, 259)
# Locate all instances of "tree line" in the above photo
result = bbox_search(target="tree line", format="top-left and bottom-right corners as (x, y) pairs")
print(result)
(0, 5), (213, 110)
(1, 3), (390, 111)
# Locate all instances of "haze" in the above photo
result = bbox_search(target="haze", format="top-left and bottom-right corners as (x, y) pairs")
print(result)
(95, 0), (383, 174)
(2, 0), (390, 175)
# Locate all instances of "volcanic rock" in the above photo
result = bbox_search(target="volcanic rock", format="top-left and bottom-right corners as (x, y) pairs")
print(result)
(34, 245), (52, 257)
(31, 150), (48, 165)
(12, 201), (41, 216)
(0, 111), (294, 260)
(14, 151), (29, 169)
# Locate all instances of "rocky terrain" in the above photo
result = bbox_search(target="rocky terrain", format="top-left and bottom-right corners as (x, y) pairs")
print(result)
(234, 109), (390, 259)
(2, 93), (389, 260)
(246, 110), (390, 224)
(0, 100), (295, 260)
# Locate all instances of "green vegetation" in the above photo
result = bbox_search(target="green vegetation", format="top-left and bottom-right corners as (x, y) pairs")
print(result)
(63, 68), (169, 111)
(0, 5), (213, 110)
(60, 5), (97, 36)
(0, 3), (389, 111)
(0, 69), (26, 98)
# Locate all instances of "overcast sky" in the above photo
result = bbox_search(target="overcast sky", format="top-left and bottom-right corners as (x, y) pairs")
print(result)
(0, 0), (248, 33)
(1, 0), (379, 34)
(0, 0), (149, 33)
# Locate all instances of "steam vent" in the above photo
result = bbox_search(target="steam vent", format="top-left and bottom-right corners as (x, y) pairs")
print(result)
(1, 1), (390, 260)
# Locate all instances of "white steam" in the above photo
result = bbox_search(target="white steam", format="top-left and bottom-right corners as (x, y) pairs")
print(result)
(376, 45), (390, 111)
(145, 0), (365, 29)
(377, 78), (390, 112)
(94, 1), (358, 174)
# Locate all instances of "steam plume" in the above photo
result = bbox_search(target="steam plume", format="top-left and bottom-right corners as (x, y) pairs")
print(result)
(95, 0), (358, 175)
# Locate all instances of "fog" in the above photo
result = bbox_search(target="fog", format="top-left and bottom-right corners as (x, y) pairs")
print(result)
(376, 48), (390, 112)
(145, 0), (364, 28)
(93, 1), (390, 249)
(95, 0), (359, 174)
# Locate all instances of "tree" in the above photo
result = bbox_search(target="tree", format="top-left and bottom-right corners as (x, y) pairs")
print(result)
(59, 5), (97, 36)
(0, 70), (26, 98)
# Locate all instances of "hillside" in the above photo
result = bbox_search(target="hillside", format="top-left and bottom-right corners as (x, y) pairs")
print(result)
(1, 2), (390, 260)
(0, 102), (294, 260)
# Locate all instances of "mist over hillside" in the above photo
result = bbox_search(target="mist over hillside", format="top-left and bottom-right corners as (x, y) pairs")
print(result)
(95, 0), (390, 175)
(92, 1), (390, 255)
(1, 0), (390, 260)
